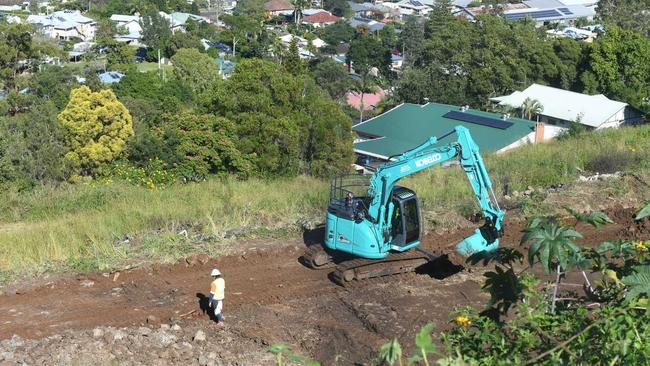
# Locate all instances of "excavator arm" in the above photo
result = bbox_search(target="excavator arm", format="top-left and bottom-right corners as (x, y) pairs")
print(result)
(366, 125), (504, 256)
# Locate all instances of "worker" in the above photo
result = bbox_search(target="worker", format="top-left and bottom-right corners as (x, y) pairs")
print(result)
(208, 268), (225, 328)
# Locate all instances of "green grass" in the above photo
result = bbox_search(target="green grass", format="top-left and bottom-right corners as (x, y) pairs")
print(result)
(0, 125), (649, 278)
(137, 62), (174, 73)
(0, 176), (328, 275)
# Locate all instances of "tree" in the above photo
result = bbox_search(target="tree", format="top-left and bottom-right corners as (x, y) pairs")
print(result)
(160, 112), (253, 180)
(521, 97), (543, 121)
(112, 71), (192, 111)
(323, 0), (351, 17)
(312, 58), (350, 101)
(171, 48), (219, 97)
(28, 0), (39, 13)
(202, 59), (353, 177)
(316, 21), (355, 45)
(283, 38), (304, 75)
(399, 16), (425, 67)
(140, 10), (173, 60)
(581, 26), (650, 110)
(58, 86), (134, 180)
(28, 65), (79, 110)
(0, 23), (35, 91)
(168, 31), (204, 56)
(0, 102), (67, 186)
(597, 0), (650, 37)
(101, 38), (136, 69)
(291, 0), (309, 25)
(348, 33), (391, 121)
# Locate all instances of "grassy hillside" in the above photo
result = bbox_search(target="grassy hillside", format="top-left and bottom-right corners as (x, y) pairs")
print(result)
(0, 125), (649, 279)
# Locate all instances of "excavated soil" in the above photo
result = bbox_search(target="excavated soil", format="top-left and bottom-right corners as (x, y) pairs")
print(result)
(0, 207), (648, 365)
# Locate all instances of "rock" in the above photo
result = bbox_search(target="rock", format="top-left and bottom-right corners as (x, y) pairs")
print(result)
(171, 324), (182, 331)
(160, 324), (170, 330)
(80, 280), (94, 288)
(193, 330), (206, 342)
(138, 327), (152, 336)
(153, 331), (176, 347)
(113, 330), (127, 341)
(198, 354), (209, 366)
(92, 328), (104, 338)
(169, 315), (181, 324)
(207, 352), (217, 360)
(146, 315), (158, 324)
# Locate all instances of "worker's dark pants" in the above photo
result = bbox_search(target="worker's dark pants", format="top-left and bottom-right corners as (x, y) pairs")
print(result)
(213, 300), (224, 322)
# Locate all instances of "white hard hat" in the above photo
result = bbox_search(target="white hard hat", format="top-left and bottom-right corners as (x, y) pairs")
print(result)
(211, 269), (221, 276)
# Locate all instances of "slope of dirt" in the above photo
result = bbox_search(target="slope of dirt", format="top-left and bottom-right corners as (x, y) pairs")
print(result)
(0, 208), (648, 365)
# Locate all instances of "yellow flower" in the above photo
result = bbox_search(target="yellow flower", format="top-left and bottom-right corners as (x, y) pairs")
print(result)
(454, 316), (472, 327)
(635, 241), (648, 252)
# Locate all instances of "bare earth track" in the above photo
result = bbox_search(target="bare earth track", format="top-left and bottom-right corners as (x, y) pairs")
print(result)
(0, 207), (648, 365)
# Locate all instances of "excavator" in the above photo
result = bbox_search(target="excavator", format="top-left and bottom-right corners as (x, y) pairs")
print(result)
(303, 125), (505, 285)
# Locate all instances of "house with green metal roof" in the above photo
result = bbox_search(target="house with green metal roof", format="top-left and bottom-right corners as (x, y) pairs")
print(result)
(353, 102), (539, 165)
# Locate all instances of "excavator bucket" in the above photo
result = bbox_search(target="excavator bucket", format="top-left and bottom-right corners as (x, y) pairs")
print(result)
(455, 229), (499, 257)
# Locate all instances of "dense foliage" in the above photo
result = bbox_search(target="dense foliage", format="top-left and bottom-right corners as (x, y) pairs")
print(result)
(373, 206), (650, 365)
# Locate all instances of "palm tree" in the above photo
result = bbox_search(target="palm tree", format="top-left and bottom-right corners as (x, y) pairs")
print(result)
(521, 97), (543, 121)
(291, 0), (309, 25)
(521, 218), (582, 313)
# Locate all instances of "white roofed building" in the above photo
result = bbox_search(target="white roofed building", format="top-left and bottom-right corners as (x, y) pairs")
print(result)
(27, 11), (96, 41)
(491, 84), (645, 133)
(110, 14), (143, 45)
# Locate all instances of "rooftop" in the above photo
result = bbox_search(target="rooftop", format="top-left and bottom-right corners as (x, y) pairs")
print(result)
(353, 103), (536, 158)
(264, 0), (294, 11)
(110, 14), (141, 23)
(504, 4), (596, 21)
(490, 84), (628, 128)
(302, 12), (341, 23)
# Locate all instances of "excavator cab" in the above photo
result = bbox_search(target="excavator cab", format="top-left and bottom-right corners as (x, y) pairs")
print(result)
(389, 187), (421, 247)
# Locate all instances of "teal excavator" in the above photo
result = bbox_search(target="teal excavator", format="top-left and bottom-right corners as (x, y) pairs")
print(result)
(303, 125), (505, 285)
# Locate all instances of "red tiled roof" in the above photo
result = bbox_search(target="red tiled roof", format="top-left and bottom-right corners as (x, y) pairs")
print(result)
(264, 0), (294, 12)
(302, 12), (341, 24)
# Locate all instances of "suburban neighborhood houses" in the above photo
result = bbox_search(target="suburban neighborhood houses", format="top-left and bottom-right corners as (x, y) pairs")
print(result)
(0, 0), (647, 176)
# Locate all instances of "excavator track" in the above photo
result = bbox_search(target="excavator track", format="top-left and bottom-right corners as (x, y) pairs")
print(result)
(302, 245), (335, 269)
(331, 251), (430, 286)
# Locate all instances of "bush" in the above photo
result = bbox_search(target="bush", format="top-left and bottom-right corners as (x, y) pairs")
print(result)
(584, 149), (639, 174)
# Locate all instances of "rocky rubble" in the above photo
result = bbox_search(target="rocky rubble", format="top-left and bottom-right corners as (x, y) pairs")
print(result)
(0, 321), (273, 366)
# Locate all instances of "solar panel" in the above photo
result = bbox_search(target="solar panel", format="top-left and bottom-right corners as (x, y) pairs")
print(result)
(558, 7), (573, 14)
(505, 9), (562, 20)
(443, 111), (514, 130)
(411, 0), (424, 6)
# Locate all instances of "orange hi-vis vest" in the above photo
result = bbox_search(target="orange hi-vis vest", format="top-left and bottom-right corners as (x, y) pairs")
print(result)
(210, 277), (225, 300)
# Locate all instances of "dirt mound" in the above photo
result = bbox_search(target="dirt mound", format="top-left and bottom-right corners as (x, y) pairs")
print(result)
(0, 322), (271, 366)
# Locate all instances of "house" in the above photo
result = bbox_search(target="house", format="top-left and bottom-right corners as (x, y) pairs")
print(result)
(264, 0), (294, 17)
(396, 0), (431, 16)
(215, 58), (236, 79)
(302, 8), (328, 16)
(164, 12), (208, 33)
(391, 53), (403, 70)
(353, 103), (540, 166)
(348, 16), (385, 32)
(27, 10), (97, 41)
(279, 33), (308, 46)
(347, 87), (386, 112)
(348, 1), (393, 18)
(490, 84), (645, 133)
(311, 37), (327, 48)
(98, 71), (125, 84)
(110, 14), (143, 45)
(302, 11), (341, 27)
